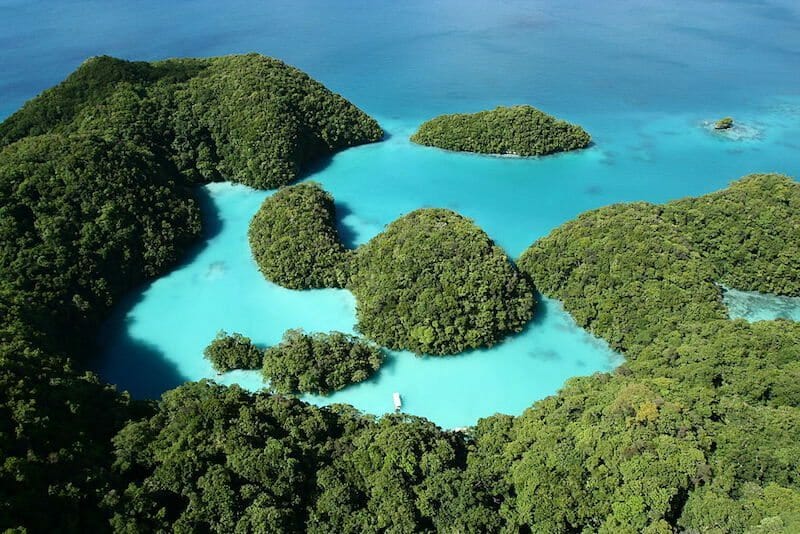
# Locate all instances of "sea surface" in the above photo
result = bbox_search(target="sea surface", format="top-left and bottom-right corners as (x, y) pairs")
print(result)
(2, 0), (799, 428)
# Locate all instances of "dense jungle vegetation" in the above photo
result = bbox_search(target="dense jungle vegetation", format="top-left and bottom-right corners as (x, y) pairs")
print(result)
(248, 185), (536, 355)
(204, 331), (264, 373)
(410, 105), (591, 156)
(0, 54), (380, 531)
(348, 208), (535, 355)
(0, 54), (383, 188)
(1, 53), (799, 532)
(262, 329), (384, 395)
(204, 328), (382, 395)
(518, 173), (800, 354)
(249, 182), (351, 289)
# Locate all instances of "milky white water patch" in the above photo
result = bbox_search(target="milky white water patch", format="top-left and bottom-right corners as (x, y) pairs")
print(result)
(723, 287), (800, 323)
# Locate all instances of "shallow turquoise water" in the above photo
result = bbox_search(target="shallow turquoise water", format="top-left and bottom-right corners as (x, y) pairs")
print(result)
(3, 1), (800, 427)
(724, 287), (800, 323)
(96, 180), (623, 428)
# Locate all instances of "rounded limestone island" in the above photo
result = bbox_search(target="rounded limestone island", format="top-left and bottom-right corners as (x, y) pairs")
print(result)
(248, 182), (351, 289)
(350, 208), (535, 355)
(248, 182), (536, 355)
(410, 105), (591, 156)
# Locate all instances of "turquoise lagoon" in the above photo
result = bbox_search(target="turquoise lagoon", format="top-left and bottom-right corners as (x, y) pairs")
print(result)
(3, 1), (800, 428)
(96, 176), (624, 429)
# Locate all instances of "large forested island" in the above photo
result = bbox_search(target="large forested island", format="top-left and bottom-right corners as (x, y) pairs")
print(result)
(2, 53), (800, 533)
(248, 182), (535, 354)
(410, 104), (591, 156)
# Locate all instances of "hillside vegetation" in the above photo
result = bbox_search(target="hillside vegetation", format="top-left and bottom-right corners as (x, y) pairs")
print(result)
(0, 54), (383, 188)
(248, 184), (535, 355)
(410, 105), (590, 156)
(2, 52), (800, 532)
(0, 54), (381, 531)
(349, 208), (535, 354)
(249, 182), (351, 289)
(518, 173), (800, 354)
(204, 331), (263, 373)
(262, 329), (384, 395)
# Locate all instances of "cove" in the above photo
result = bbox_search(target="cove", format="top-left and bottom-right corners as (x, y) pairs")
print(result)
(95, 104), (800, 428)
(96, 177), (622, 429)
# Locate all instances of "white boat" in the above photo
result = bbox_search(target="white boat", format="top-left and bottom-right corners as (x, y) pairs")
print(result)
(393, 392), (402, 412)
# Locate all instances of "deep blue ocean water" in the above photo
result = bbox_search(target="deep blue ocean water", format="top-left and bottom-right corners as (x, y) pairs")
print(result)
(2, 0), (799, 427)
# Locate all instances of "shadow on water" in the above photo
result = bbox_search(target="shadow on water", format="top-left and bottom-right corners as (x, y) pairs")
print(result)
(175, 185), (224, 267)
(196, 185), (224, 238)
(302, 135), (389, 180)
(88, 184), (226, 399)
(103, 333), (188, 399)
(301, 152), (335, 179)
(92, 289), (189, 399)
(378, 349), (401, 373)
(334, 201), (361, 249)
(530, 291), (550, 326)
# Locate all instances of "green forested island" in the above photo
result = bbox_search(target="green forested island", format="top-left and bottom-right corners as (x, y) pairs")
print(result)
(0, 54), (383, 188)
(204, 329), (383, 395)
(519, 173), (800, 353)
(2, 52), (800, 533)
(249, 182), (351, 289)
(348, 208), (534, 354)
(410, 104), (591, 156)
(248, 183), (535, 354)
(204, 331), (263, 373)
(262, 329), (384, 395)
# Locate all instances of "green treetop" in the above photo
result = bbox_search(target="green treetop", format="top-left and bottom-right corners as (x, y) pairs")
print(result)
(262, 329), (384, 395)
(349, 208), (535, 354)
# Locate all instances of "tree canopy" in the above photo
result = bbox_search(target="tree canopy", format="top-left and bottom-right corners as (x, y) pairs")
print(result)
(349, 208), (535, 354)
(1, 51), (800, 533)
(518, 173), (800, 354)
(248, 184), (535, 355)
(0, 53), (382, 531)
(248, 182), (351, 289)
(0, 54), (383, 188)
(262, 329), (384, 395)
(204, 331), (264, 373)
(410, 105), (590, 156)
